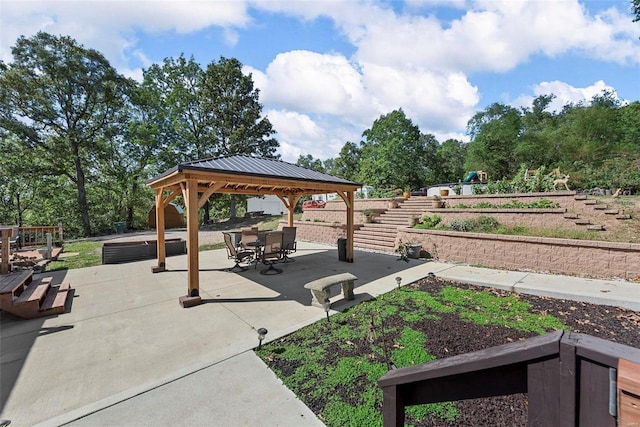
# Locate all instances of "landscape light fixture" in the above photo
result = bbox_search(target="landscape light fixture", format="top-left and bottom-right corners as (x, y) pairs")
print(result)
(322, 300), (331, 322)
(257, 327), (268, 350)
(395, 276), (402, 289)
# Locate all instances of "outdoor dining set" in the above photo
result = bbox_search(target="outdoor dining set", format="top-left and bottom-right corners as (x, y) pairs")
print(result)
(223, 226), (297, 275)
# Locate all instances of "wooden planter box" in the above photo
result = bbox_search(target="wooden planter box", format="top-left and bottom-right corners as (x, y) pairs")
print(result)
(102, 238), (186, 264)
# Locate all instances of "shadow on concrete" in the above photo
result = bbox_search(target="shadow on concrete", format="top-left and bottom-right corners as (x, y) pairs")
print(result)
(194, 247), (423, 307)
(0, 269), (73, 414)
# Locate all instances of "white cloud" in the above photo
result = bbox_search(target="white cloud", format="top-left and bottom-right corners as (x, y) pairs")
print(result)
(267, 109), (360, 163)
(0, 0), (251, 65)
(511, 80), (621, 112)
(259, 51), (370, 116)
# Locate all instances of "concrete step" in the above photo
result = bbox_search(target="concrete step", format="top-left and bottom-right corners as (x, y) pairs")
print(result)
(593, 204), (608, 210)
(355, 228), (398, 236)
(574, 195), (588, 200)
(564, 214), (579, 219)
(616, 214), (632, 220)
(575, 219), (591, 225)
(584, 200), (597, 205)
(353, 242), (395, 253)
(354, 234), (396, 244)
(604, 209), (620, 215)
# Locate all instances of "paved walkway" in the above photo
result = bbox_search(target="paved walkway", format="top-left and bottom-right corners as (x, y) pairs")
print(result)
(0, 242), (637, 426)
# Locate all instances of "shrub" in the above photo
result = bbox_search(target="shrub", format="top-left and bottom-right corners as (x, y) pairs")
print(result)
(447, 219), (472, 232)
(472, 216), (499, 232)
(418, 215), (441, 229)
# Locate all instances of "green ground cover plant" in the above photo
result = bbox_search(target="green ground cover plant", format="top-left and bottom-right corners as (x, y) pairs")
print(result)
(451, 198), (560, 209)
(256, 284), (566, 426)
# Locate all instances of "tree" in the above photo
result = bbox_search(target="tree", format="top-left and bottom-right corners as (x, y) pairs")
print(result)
(433, 139), (468, 184)
(358, 109), (436, 191)
(633, 0), (640, 22)
(202, 57), (278, 158)
(516, 94), (559, 168)
(333, 141), (362, 181)
(200, 57), (279, 219)
(465, 103), (522, 179)
(141, 55), (209, 168)
(0, 32), (131, 236)
(296, 154), (325, 172)
(142, 56), (279, 221)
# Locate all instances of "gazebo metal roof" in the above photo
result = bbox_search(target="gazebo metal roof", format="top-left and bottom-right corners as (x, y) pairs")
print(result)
(148, 155), (361, 196)
(146, 155), (361, 307)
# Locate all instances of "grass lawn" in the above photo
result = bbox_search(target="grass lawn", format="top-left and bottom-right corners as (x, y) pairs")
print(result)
(46, 214), (293, 271)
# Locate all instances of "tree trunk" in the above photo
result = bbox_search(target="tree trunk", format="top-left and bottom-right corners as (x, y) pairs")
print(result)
(229, 194), (237, 219)
(16, 192), (23, 227)
(203, 200), (211, 224)
(72, 144), (92, 236)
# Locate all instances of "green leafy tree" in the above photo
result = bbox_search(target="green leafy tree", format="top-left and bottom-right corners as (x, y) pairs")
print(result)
(201, 57), (279, 219)
(632, 0), (640, 22)
(202, 57), (278, 158)
(142, 55), (208, 168)
(465, 103), (522, 180)
(333, 141), (362, 181)
(358, 109), (436, 192)
(296, 154), (325, 172)
(0, 32), (131, 236)
(516, 94), (559, 168)
(433, 139), (468, 184)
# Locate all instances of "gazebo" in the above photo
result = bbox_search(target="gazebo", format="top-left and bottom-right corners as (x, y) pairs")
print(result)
(146, 155), (362, 307)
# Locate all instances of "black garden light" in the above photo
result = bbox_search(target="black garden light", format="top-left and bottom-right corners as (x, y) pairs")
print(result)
(257, 327), (268, 350)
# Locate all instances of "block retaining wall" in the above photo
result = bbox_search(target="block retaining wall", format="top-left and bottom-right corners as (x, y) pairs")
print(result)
(396, 228), (640, 281)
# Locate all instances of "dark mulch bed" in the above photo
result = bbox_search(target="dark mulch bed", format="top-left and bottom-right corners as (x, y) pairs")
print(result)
(265, 276), (640, 426)
(407, 278), (639, 426)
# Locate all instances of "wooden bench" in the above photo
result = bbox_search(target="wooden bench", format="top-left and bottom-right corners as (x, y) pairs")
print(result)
(304, 273), (357, 308)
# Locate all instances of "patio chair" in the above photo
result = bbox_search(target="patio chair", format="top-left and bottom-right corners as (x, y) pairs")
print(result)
(260, 231), (284, 275)
(281, 226), (297, 262)
(240, 227), (259, 248)
(223, 232), (255, 272)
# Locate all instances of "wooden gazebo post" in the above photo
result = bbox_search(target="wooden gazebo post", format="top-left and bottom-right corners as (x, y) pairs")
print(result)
(152, 189), (166, 273)
(180, 178), (201, 307)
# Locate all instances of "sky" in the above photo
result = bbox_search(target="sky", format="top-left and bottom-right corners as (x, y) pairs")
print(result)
(1, 0), (639, 164)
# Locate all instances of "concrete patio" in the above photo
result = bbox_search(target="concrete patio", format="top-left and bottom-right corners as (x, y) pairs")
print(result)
(1, 241), (638, 426)
(1, 242), (434, 426)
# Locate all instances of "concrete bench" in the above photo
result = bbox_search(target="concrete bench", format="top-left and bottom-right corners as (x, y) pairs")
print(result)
(304, 273), (357, 308)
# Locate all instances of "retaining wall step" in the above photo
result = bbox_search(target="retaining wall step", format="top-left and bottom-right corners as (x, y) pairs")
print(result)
(575, 219), (591, 225)
(574, 195), (588, 200)
(593, 205), (608, 210)
(584, 200), (597, 205)
(586, 225), (605, 231)
(564, 214), (579, 219)
(616, 214), (632, 220)
(604, 209), (620, 215)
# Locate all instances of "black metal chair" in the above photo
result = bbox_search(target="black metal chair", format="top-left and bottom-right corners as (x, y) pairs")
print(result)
(281, 226), (297, 262)
(223, 232), (255, 271)
(260, 231), (284, 275)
